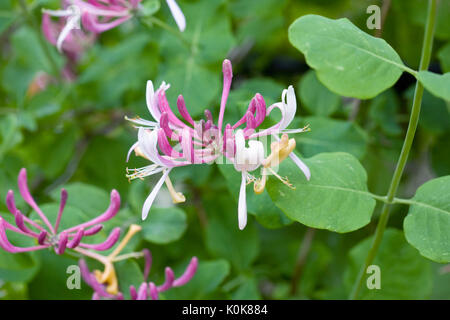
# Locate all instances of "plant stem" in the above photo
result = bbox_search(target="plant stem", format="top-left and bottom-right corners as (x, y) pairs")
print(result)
(18, 0), (61, 79)
(290, 228), (315, 296)
(349, 0), (437, 300)
(140, 16), (190, 47)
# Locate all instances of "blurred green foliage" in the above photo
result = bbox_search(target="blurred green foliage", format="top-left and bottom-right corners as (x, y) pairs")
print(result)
(0, 0), (449, 300)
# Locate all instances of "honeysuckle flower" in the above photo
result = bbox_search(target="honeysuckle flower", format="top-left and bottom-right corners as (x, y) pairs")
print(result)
(0, 168), (121, 255)
(126, 59), (310, 230)
(42, 0), (186, 53)
(79, 243), (198, 300)
(42, 9), (96, 61)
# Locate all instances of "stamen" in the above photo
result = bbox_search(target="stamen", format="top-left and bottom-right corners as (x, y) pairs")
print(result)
(263, 134), (296, 168)
(268, 167), (296, 190)
(253, 168), (267, 194)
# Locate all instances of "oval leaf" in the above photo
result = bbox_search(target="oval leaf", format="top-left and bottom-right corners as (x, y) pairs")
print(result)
(345, 229), (432, 299)
(288, 14), (405, 98)
(266, 152), (375, 233)
(404, 176), (450, 263)
(298, 70), (341, 116)
(294, 117), (368, 159)
(418, 71), (450, 102)
(141, 207), (187, 244)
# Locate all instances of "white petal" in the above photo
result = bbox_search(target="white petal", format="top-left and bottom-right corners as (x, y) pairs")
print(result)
(41, 9), (73, 17)
(55, 15), (79, 52)
(238, 171), (247, 230)
(146, 80), (161, 122)
(280, 85), (297, 129)
(289, 152), (311, 181)
(124, 116), (158, 128)
(142, 169), (171, 220)
(126, 141), (139, 162)
(138, 128), (164, 166)
(247, 140), (264, 171)
(233, 129), (246, 171)
(166, 0), (186, 31)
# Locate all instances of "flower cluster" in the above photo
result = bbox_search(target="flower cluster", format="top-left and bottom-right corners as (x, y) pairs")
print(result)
(42, 0), (186, 53)
(0, 168), (121, 254)
(79, 238), (198, 300)
(126, 59), (311, 230)
(0, 170), (198, 300)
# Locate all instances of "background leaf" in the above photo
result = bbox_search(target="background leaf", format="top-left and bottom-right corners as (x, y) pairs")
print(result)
(288, 14), (405, 99)
(345, 229), (432, 299)
(266, 152), (375, 233)
(404, 176), (450, 263)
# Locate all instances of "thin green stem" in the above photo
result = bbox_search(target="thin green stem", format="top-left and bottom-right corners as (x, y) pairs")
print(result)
(18, 0), (61, 79)
(140, 16), (190, 47)
(349, 0), (437, 300)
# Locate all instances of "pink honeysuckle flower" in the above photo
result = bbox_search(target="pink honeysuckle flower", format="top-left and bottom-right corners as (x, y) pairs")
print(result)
(42, 0), (186, 53)
(0, 168), (121, 255)
(126, 59), (311, 230)
(42, 8), (96, 61)
(79, 248), (198, 300)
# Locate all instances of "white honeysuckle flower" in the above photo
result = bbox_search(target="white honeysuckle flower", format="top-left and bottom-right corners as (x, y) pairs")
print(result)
(127, 59), (312, 230)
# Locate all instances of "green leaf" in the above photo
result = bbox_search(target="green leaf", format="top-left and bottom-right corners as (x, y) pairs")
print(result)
(294, 117), (368, 159)
(156, 62), (220, 117)
(288, 14), (405, 98)
(438, 42), (450, 73)
(298, 70), (340, 116)
(159, 0), (236, 64)
(231, 276), (261, 300)
(418, 71), (450, 102)
(141, 207), (187, 244)
(431, 132), (450, 176)
(50, 182), (110, 217)
(28, 250), (92, 299)
(405, 85), (450, 134)
(0, 281), (28, 300)
(0, 1), (15, 34)
(368, 89), (402, 136)
(115, 259), (144, 299)
(0, 248), (40, 283)
(138, 0), (160, 17)
(404, 176), (450, 263)
(345, 229), (432, 299)
(164, 259), (230, 299)
(0, 114), (23, 161)
(266, 152), (375, 233)
(205, 196), (260, 270)
(78, 33), (151, 84)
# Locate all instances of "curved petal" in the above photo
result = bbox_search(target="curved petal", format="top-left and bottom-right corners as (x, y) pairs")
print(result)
(149, 282), (159, 300)
(78, 227), (121, 251)
(238, 171), (248, 230)
(0, 218), (49, 253)
(64, 189), (120, 233)
(173, 257), (198, 287)
(146, 80), (161, 122)
(18, 169), (54, 233)
(157, 267), (174, 292)
(142, 169), (171, 220)
(165, 0), (186, 31)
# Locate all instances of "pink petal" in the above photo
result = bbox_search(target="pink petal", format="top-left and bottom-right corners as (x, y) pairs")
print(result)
(173, 257), (198, 287)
